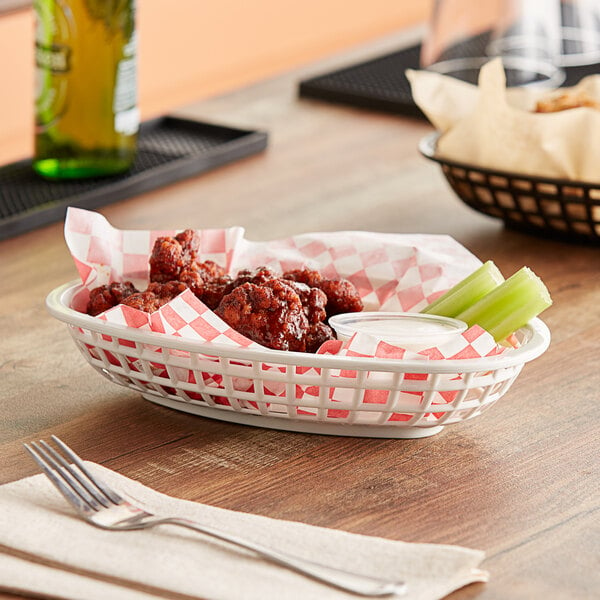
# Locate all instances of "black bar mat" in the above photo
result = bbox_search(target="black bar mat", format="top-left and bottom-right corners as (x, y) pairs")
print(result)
(299, 41), (600, 118)
(0, 116), (268, 240)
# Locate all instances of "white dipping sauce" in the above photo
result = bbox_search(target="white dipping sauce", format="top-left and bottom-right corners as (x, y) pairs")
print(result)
(329, 312), (467, 352)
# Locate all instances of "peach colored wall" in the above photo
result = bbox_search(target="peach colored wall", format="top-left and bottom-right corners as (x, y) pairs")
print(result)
(0, 1), (432, 164)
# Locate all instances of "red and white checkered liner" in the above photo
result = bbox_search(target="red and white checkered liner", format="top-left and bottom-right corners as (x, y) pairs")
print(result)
(50, 208), (550, 438)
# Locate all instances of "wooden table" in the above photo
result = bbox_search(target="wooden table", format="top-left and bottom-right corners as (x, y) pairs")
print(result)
(1, 29), (598, 600)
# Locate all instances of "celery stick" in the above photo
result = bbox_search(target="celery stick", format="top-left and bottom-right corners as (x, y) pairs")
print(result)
(421, 260), (505, 318)
(455, 267), (552, 341)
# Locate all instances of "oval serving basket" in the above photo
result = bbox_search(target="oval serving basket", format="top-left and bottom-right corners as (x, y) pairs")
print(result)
(419, 132), (600, 244)
(47, 281), (551, 439)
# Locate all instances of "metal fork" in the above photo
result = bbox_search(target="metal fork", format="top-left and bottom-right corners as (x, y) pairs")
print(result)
(24, 436), (406, 597)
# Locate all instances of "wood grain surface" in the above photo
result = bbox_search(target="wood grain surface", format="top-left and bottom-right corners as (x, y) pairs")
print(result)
(0, 29), (598, 600)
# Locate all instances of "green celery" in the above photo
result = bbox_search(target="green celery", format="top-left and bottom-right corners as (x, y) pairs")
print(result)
(421, 260), (505, 318)
(455, 267), (552, 341)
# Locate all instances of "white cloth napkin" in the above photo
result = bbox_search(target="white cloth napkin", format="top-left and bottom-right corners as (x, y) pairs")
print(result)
(0, 464), (488, 600)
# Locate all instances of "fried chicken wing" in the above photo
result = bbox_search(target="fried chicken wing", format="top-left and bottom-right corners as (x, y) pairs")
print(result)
(178, 267), (205, 297)
(119, 291), (162, 313)
(150, 226), (226, 290)
(146, 281), (188, 300)
(535, 91), (600, 113)
(284, 280), (327, 324)
(304, 322), (336, 353)
(195, 259), (227, 280)
(283, 268), (323, 288)
(284, 268), (362, 317)
(174, 229), (201, 257)
(121, 281), (188, 313)
(199, 275), (235, 310)
(86, 281), (138, 316)
(215, 279), (308, 351)
(232, 266), (278, 288)
(149, 236), (185, 283)
(318, 278), (363, 317)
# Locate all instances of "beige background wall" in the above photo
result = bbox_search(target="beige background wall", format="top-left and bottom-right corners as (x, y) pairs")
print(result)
(0, 1), (432, 164)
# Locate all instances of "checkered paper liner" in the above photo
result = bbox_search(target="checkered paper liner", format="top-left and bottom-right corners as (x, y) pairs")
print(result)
(51, 208), (550, 437)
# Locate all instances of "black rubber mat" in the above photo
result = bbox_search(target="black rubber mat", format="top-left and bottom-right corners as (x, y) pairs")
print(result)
(299, 40), (600, 118)
(0, 117), (268, 240)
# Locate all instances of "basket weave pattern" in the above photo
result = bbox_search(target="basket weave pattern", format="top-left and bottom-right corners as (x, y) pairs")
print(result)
(70, 323), (523, 430)
(420, 133), (600, 243)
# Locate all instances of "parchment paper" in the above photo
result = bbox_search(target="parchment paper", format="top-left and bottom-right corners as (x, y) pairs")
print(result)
(407, 59), (600, 182)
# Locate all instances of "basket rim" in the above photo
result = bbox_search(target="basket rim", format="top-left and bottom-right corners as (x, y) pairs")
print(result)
(419, 131), (600, 189)
(47, 280), (551, 374)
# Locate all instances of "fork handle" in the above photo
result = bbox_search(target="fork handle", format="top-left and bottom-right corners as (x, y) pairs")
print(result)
(144, 517), (406, 597)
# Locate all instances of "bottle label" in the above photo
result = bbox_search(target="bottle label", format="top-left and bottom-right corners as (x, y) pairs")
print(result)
(115, 107), (140, 135)
(34, 1), (72, 131)
(35, 43), (71, 73)
(113, 31), (138, 135)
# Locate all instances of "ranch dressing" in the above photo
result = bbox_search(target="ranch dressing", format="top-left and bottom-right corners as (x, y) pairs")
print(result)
(329, 312), (467, 352)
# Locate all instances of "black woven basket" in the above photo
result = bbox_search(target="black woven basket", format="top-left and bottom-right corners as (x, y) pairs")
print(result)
(419, 133), (600, 244)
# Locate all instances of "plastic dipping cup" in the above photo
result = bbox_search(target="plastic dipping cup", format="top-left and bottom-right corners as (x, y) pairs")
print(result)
(328, 312), (468, 353)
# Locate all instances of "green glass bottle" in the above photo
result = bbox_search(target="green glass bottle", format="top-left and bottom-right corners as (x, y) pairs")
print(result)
(33, 0), (138, 179)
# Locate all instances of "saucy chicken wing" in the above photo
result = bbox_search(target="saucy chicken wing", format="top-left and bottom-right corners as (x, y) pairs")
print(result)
(86, 281), (139, 316)
(121, 281), (188, 313)
(215, 279), (309, 351)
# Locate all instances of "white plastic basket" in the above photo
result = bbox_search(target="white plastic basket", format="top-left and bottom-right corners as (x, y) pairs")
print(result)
(47, 281), (551, 438)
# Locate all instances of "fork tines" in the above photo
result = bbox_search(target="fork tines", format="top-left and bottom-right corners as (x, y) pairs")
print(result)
(24, 436), (123, 515)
